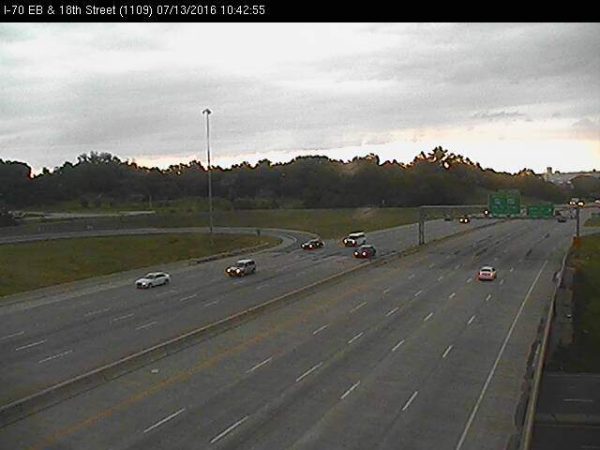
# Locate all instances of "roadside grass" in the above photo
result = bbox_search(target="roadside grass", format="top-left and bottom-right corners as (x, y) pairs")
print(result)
(0, 234), (277, 298)
(584, 214), (600, 227)
(211, 208), (427, 238)
(11, 206), (483, 240)
(554, 234), (600, 372)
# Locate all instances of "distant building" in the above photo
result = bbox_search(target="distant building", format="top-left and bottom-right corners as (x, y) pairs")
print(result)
(543, 167), (600, 185)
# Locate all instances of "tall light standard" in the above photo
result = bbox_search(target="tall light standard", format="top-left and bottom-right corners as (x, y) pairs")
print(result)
(202, 108), (214, 235)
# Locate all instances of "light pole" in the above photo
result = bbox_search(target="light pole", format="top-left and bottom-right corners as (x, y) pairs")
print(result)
(202, 108), (214, 235)
(576, 204), (580, 239)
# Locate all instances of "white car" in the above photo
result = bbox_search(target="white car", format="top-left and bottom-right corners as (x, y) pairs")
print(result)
(343, 232), (366, 247)
(477, 266), (497, 281)
(135, 272), (170, 289)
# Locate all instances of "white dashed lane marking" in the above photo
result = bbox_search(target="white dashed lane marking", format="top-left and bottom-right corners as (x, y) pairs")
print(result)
(38, 349), (73, 364)
(15, 340), (47, 352)
(402, 391), (418, 411)
(143, 408), (186, 434)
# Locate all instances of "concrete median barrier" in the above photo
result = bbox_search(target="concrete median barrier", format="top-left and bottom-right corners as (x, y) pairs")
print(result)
(0, 219), (503, 427)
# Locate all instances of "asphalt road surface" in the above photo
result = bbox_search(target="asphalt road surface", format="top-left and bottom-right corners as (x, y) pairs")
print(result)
(0, 214), (588, 450)
(0, 219), (496, 405)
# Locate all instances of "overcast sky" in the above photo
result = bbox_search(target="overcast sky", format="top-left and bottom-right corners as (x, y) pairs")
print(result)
(1, 23), (598, 174)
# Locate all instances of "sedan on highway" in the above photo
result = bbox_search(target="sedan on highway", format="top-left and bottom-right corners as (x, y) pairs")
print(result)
(135, 272), (171, 289)
(301, 238), (324, 250)
(477, 266), (497, 281)
(557, 215), (567, 223)
(226, 259), (257, 277)
(459, 216), (471, 224)
(354, 244), (376, 259)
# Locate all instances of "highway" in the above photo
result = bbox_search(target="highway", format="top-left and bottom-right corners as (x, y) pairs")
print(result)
(0, 219), (493, 406)
(0, 214), (585, 450)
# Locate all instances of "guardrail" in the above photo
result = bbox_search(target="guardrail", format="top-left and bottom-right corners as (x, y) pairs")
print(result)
(517, 248), (570, 449)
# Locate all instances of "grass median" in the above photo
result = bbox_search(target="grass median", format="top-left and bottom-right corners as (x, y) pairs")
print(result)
(0, 233), (278, 298)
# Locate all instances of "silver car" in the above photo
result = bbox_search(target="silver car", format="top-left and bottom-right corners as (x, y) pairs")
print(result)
(226, 259), (256, 277)
(135, 272), (171, 289)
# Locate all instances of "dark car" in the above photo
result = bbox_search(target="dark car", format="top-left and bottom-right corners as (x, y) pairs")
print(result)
(444, 215), (453, 222)
(459, 216), (471, 224)
(354, 244), (376, 259)
(301, 238), (324, 250)
(557, 215), (567, 223)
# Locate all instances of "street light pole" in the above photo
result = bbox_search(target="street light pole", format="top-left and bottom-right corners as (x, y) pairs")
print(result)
(202, 108), (214, 235)
(576, 204), (580, 238)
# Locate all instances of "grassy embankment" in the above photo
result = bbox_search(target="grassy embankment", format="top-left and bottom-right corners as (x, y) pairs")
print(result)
(552, 234), (600, 372)
(13, 206), (483, 240)
(1, 206), (481, 298)
(584, 214), (600, 227)
(0, 234), (277, 298)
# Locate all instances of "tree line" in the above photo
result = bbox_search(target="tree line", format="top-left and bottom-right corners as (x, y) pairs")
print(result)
(0, 147), (577, 210)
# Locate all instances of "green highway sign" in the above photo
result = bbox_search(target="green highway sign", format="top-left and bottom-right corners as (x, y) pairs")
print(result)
(527, 204), (554, 219)
(489, 190), (521, 217)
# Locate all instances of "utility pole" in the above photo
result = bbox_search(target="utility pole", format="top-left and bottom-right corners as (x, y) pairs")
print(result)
(202, 108), (214, 235)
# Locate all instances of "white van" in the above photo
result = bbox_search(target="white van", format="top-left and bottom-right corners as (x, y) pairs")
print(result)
(343, 232), (366, 247)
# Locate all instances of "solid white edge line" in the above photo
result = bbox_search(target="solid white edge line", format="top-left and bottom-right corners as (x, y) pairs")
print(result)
(455, 260), (548, 450)
(210, 415), (249, 444)
(143, 408), (186, 434)
(402, 390), (419, 411)
(341, 381), (361, 400)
